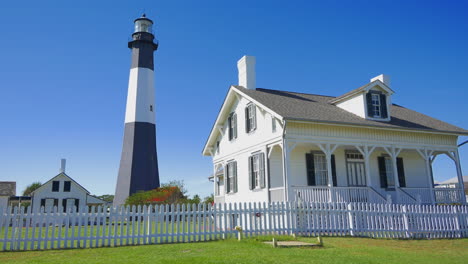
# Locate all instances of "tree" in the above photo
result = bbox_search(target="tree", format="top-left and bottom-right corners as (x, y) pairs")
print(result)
(203, 194), (214, 204)
(161, 180), (187, 196)
(191, 194), (201, 204)
(22, 182), (42, 196)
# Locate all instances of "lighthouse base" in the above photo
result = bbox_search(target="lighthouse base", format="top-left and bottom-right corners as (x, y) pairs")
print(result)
(114, 122), (160, 206)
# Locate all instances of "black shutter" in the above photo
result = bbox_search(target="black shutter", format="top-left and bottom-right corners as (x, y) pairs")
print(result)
(40, 199), (45, 208)
(62, 199), (67, 212)
(397, 157), (406, 187)
(366, 93), (374, 117)
(228, 115), (233, 140)
(233, 162), (238, 193)
(380, 94), (388, 118)
(378, 157), (387, 188)
(331, 154), (337, 187)
(53, 199), (58, 208)
(74, 199), (79, 212)
(245, 107), (250, 132)
(248, 157), (254, 190)
(305, 153), (316, 186)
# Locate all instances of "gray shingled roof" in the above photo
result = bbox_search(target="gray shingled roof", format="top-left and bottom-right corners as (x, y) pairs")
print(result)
(0, 182), (16, 196)
(236, 86), (468, 135)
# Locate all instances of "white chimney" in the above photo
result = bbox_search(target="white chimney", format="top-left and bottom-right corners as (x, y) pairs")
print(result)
(370, 74), (390, 87)
(237, 55), (256, 90)
(60, 159), (66, 173)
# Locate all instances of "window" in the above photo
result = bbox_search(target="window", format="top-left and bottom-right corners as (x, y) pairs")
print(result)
(150, 105), (153, 112)
(272, 117), (277, 133)
(371, 94), (381, 118)
(216, 141), (220, 154)
(378, 156), (406, 188)
(228, 113), (237, 140)
(366, 92), (388, 119)
(226, 161), (237, 193)
(383, 157), (395, 188)
(52, 181), (59, 192)
(64, 181), (71, 192)
(346, 152), (366, 187)
(314, 154), (328, 186)
(249, 152), (265, 190)
(245, 103), (256, 133)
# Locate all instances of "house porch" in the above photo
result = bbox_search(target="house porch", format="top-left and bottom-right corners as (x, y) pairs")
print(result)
(267, 140), (465, 205)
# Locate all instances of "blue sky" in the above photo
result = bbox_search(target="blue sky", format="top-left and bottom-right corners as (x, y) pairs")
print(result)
(0, 0), (467, 198)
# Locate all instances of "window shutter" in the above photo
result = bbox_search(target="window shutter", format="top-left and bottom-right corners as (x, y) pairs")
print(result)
(251, 105), (257, 130)
(53, 199), (58, 208)
(366, 93), (374, 117)
(233, 114), (237, 139)
(378, 157), (387, 188)
(74, 199), (80, 212)
(305, 153), (316, 186)
(380, 94), (388, 118)
(245, 107), (250, 133)
(228, 115), (232, 141)
(233, 162), (238, 193)
(40, 199), (45, 208)
(260, 153), (266, 189)
(225, 164), (230, 193)
(331, 154), (337, 187)
(397, 157), (406, 187)
(62, 199), (67, 212)
(248, 156), (254, 190)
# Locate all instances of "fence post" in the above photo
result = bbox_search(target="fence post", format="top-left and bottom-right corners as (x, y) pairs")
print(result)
(452, 206), (461, 238)
(402, 205), (410, 238)
(347, 203), (354, 236)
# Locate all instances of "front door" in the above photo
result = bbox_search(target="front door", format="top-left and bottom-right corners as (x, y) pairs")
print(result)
(346, 152), (366, 186)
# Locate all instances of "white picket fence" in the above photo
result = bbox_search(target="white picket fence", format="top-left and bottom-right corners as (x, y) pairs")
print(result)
(1, 202), (467, 251)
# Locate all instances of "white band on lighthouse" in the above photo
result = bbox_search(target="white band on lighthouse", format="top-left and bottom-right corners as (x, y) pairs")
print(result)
(124, 67), (156, 124)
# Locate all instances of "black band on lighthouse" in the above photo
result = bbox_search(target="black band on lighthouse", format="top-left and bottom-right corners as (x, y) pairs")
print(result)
(129, 32), (158, 70)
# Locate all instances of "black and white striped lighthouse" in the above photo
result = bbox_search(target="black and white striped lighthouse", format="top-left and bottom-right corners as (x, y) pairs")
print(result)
(114, 14), (160, 206)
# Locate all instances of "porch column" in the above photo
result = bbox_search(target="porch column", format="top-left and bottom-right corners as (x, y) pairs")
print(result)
(282, 139), (297, 202)
(318, 143), (339, 202)
(383, 146), (402, 202)
(445, 150), (466, 205)
(355, 145), (376, 188)
(416, 149), (436, 204)
(455, 150), (467, 205)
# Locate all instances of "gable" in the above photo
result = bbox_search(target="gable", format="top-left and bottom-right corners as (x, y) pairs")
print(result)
(31, 173), (89, 195)
(202, 86), (283, 156)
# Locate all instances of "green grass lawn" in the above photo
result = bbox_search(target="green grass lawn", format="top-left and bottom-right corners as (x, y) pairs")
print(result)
(0, 236), (467, 264)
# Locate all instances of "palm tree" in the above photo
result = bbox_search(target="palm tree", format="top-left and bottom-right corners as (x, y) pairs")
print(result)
(22, 182), (42, 196)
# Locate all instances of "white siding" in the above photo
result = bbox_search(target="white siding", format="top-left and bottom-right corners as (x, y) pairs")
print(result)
(213, 96), (282, 203)
(336, 94), (366, 118)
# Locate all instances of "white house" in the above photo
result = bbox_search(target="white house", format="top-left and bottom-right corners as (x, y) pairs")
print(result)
(202, 56), (468, 205)
(31, 160), (106, 212)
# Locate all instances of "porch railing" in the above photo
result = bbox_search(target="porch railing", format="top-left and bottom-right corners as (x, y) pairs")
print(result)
(292, 186), (388, 204)
(400, 187), (464, 204)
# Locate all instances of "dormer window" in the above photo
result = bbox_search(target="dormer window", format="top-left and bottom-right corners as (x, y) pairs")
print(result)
(366, 92), (388, 119)
(371, 94), (381, 118)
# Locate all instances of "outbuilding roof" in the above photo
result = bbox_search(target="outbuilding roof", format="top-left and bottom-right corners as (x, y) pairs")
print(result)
(236, 86), (468, 135)
(0, 182), (16, 196)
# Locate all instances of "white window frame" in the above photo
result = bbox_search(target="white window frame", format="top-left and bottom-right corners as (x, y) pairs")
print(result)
(252, 154), (260, 189)
(371, 93), (381, 118)
(246, 103), (256, 133)
(226, 162), (235, 194)
(313, 154), (328, 186)
(384, 156), (396, 188)
(272, 117), (277, 133)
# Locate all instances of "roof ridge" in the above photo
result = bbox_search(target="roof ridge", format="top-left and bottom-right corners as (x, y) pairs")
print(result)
(255, 88), (336, 98)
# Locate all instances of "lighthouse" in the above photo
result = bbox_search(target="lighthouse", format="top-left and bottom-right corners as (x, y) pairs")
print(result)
(114, 14), (160, 206)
